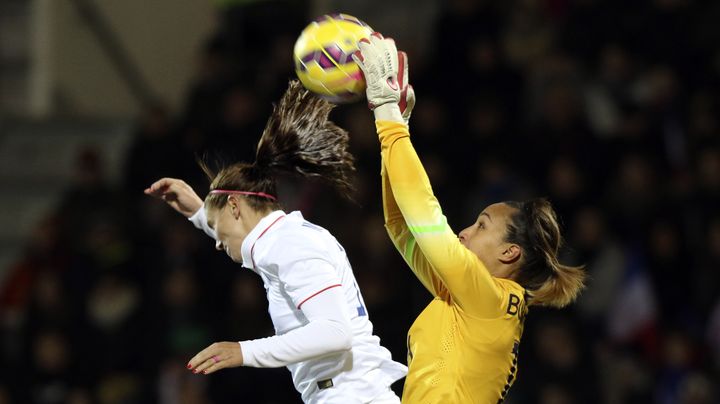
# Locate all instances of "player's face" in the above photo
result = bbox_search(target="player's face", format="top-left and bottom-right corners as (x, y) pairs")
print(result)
(458, 202), (519, 277)
(206, 204), (246, 264)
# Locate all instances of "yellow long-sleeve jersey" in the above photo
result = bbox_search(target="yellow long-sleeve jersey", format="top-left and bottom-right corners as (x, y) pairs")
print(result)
(377, 121), (528, 403)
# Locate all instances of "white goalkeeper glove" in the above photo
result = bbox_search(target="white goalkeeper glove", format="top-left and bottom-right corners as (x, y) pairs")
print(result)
(352, 32), (403, 123)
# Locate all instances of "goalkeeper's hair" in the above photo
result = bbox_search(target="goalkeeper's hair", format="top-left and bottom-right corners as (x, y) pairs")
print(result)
(504, 198), (586, 308)
(200, 80), (356, 212)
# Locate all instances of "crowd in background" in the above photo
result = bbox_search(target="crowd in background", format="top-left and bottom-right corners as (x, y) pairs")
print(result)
(2, 0), (720, 403)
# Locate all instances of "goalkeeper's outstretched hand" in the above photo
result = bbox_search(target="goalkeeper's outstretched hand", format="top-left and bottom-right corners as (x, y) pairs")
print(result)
(353, 32), (404, 123)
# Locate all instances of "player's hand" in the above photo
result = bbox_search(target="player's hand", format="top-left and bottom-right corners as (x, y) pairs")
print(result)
(187, 341), (244, 375)
(144, 177), (203, 218)
(397, 50), (415, 125)
(353, 32), (401, 111)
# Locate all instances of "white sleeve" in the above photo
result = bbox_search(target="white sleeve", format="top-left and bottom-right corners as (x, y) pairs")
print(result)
(239, 286), (352, 367)
(188, 204), (217, 240)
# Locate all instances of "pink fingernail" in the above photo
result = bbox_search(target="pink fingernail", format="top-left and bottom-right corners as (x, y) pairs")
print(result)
(186, 364), (192, 369)
(203, 370), (207, 375)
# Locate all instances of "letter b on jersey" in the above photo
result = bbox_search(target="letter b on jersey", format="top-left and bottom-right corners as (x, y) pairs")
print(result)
(506, 294), (520, 316)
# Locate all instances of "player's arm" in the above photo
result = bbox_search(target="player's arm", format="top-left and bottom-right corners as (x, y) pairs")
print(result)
(354, 34), (504, 316)
(145, 178), (217, 239)
(372, 49), (446, 297)
(382, 140), (447, 298)
(188, 235), (353, 373)
(243, 233), (354, 367)
(188, 287), (351, 373)
(379, 121), (504, 315)
(239, 286), (352, 368)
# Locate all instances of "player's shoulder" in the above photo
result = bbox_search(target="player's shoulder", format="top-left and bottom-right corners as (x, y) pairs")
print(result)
(494, 277), (526, 297)
(273, 214), (329, 244)
(263, 213), (334, 258)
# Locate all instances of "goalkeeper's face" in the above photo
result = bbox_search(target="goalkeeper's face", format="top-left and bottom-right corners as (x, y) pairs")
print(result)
(458, 203), (522, 278)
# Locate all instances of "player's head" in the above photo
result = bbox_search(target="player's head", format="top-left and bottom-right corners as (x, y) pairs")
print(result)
(458, 198), (585, 308)
(201, 162), (279, 262)
(201, 80), (356, 262)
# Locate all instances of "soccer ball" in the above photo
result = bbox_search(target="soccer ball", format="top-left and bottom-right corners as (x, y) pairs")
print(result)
(293, 13), (372, 103)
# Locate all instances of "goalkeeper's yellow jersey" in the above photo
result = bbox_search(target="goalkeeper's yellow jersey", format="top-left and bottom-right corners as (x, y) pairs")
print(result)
(377, 121), (528, 403)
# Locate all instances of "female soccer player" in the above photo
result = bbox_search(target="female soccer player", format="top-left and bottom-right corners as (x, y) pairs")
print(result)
(353, 34), (586, 402)
(145, 81), (406, 404)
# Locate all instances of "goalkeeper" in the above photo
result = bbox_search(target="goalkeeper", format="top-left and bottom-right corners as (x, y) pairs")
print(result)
(353, 33), (586, 403)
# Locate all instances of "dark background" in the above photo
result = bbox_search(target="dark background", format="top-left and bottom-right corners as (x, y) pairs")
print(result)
(1, 0), (719, 403)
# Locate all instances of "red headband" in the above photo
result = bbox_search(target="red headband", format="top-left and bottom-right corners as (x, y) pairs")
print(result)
(209, 189), (277, 201)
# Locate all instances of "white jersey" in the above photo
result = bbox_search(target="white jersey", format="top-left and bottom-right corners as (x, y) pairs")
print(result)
(190, 208), (407, 403)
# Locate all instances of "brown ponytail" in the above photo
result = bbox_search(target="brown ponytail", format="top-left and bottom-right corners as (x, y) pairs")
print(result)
(505, 198), (586, 308)
(201, 80), (356, 211)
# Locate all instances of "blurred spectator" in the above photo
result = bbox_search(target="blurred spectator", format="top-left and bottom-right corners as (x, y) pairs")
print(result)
(571, 206), (627, 331)
(124, 105), (185, 196)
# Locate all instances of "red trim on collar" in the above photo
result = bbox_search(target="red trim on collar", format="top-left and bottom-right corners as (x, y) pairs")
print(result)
(250, 215), (286, 269)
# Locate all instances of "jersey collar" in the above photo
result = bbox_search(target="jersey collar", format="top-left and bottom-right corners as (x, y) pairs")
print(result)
(240, 210), (286, 269)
